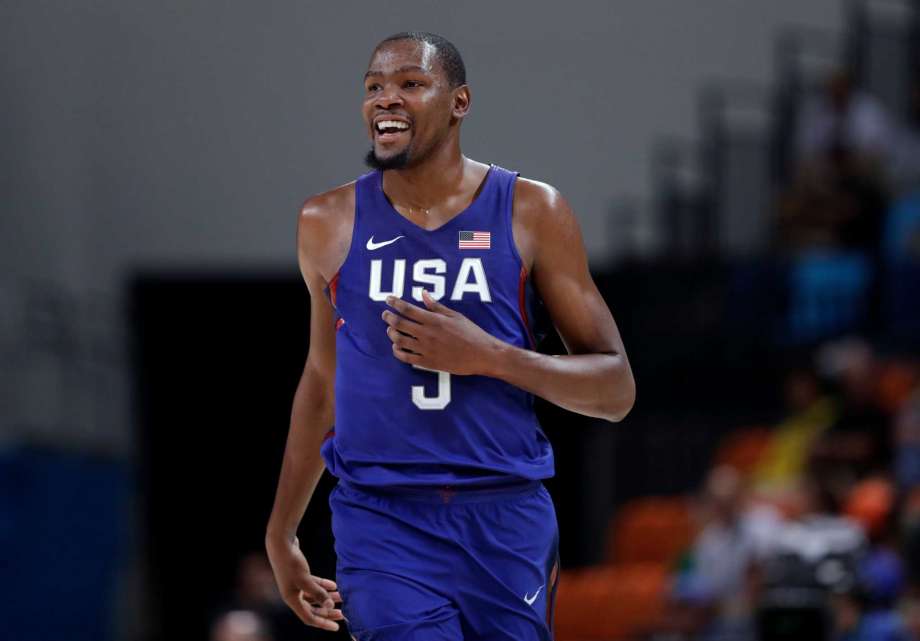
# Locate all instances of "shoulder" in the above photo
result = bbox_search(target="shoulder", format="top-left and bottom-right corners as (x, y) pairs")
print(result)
(298, 180), (356, 235)
(512, 175), (580, 242)
(297, 179), (357, 284)
(505, 173), (582, 273)
(513, 176), (569, 217)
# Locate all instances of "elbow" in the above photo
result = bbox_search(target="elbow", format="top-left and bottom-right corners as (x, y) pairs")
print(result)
(602, 363), (636, 423)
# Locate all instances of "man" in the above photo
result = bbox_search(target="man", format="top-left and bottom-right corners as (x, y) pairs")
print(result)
(265, 31), (635, 641)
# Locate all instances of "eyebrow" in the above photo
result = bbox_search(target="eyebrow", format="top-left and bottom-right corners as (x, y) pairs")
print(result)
(363, 64), (431, 80)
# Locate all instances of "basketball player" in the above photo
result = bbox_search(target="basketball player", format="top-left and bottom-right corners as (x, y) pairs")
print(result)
(265, 32), (635, 640)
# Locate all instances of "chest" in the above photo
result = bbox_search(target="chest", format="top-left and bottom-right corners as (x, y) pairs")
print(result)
(367, 256), (493, 303)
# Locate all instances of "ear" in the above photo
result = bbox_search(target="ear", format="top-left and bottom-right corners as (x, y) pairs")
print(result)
(452, 85), (471, 120)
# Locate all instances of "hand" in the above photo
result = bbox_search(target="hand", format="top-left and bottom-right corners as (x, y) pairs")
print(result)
(265, 534), (344, 631)
(381, 290), (503, 376)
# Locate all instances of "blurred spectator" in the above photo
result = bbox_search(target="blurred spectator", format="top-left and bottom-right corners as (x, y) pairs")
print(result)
(665, 466), (781, 640)
(887, 74), (920, 195)
(754, 365), (837, 498)
(757, 475), (867, 641)
(210, 610), (274, 641)
(211, 552), (304, 641)
(690, 466), (780, 600)
(778, 69), (890, 253)
(235, 553), (282, 611)
(831, 589), (912, 641)
(811, 340), (893, 491)
(845, 477), (897, 544)
(830, 540), (911, 641)
(842, 476), (907, 625)
(796, 69), (893, 165)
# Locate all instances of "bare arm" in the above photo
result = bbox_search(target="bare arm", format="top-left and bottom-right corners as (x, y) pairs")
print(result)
(381, 180), (635, 422)
(264, 197), (345, 632)
(487, 181), (634, 421)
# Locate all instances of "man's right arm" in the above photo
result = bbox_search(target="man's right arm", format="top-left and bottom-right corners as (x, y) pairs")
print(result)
(264, 195), (346, 632)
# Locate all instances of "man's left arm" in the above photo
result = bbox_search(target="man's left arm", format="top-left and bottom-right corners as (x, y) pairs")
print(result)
(382, 181), (635, 423)
(494, 183), (634, 421)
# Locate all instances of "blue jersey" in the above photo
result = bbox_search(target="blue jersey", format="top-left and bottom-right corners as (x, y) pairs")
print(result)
(320, 164), (554, 487)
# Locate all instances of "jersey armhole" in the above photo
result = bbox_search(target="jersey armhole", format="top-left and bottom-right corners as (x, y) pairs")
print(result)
(504, 171), (539, 350)
(321, 176), (366, 305)
(504, 170), (526, 273)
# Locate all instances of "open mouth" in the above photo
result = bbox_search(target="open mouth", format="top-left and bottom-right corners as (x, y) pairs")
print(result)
(374, 118), (411, 143)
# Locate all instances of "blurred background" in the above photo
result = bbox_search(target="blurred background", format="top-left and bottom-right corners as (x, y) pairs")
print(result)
(3, 0), (920, 639)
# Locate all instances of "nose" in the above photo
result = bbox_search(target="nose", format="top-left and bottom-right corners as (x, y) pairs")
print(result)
(374, 84), (404, 110)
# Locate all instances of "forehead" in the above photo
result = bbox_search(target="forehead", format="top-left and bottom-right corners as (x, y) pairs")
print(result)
(366, 39), (441, 77)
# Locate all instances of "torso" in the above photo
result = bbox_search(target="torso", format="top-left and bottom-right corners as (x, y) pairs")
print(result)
(316, 162), (553, 487)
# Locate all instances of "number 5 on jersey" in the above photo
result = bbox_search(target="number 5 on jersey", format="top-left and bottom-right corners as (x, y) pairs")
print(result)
(412, 364), (451, 410)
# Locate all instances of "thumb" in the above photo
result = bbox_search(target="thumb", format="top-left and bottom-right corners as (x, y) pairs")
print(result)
(421, 289), (452, 314)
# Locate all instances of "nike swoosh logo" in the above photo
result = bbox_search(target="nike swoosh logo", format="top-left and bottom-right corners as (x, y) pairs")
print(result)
(523, 585), (544, 606)
(366, 235), (404, 250)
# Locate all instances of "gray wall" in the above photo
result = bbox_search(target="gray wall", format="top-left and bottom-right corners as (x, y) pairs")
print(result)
(4, 0), (845, 292)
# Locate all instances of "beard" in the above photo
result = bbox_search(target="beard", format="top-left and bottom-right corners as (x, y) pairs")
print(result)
(364, 145), (411, 171)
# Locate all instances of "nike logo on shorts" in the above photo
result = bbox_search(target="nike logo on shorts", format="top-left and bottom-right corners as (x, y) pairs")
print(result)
(524, 584), (544, 606)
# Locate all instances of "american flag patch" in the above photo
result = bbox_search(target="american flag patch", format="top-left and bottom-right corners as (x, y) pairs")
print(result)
(458, 230), (491, 249)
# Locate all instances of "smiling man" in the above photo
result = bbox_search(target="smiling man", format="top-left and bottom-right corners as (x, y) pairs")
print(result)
(265, 32), (635, 640)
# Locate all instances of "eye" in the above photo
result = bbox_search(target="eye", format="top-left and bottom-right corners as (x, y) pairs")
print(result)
(366, 83), (381, 92)
(404, 80), (423, 88)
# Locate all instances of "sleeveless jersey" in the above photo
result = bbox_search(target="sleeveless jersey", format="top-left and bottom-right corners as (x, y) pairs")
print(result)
(320, 164), (554, 487)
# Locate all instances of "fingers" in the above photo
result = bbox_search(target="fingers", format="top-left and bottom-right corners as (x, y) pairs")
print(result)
(312, 601), (346, 620)
(315, 577), (338, 591)
(383, 310), (425, 360)
(385, 295), (435, 322)
(421, 288), (453, 314)
(382, 306), (422, 329)
(313, 578), (343, 605)
(386, 326), (420, 352)
(296, 592), (341, 631)
(392, 342), (422, 364)
(285, 576), (344, 631)
(299, 570), (330, 602)
(287, 591), (337, 630)
(383, 297), (440, 366)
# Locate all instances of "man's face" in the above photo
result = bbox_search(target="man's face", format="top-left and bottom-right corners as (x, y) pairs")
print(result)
(362, 39), (457, 170)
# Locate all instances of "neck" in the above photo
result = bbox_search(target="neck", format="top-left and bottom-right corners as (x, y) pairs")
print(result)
(383, 137), (467, 206)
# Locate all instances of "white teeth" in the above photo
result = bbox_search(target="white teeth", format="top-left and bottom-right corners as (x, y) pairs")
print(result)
(376, 120), (409, 132)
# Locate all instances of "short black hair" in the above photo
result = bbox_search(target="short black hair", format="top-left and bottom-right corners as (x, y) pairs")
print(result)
(375, 31), (466, 88)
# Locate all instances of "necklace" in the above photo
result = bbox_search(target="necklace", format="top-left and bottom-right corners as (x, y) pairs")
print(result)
(399, 201), (433, 218)
(406, 204), (431, 217)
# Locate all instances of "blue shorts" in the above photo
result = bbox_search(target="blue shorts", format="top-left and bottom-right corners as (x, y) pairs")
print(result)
(329, 480), (560, 641)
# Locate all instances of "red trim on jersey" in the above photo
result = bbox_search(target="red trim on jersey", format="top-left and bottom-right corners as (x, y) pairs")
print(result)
(335, 317), (345, 332)
(518, 266), (537, 349)
(327, 271), (340, 308)
(322, 429), (335, 442)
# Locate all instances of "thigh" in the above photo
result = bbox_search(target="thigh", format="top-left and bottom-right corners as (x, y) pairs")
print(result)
(338, 568), (463, 641)
(455, 485), (560, 641)
(330, 484), (464, 640)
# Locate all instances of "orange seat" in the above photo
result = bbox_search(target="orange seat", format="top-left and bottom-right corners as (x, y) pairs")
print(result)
(712, 427), (773, 475)
(555, 563), (669, 641)
(604, 496), (695, 566)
